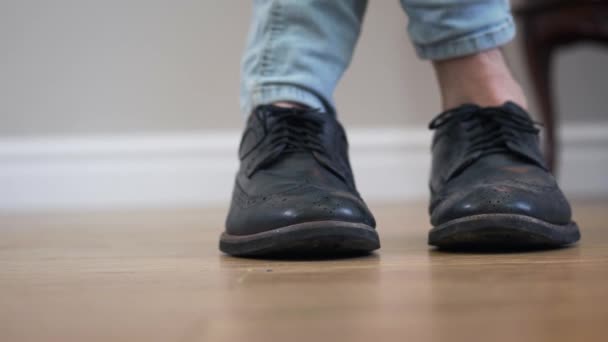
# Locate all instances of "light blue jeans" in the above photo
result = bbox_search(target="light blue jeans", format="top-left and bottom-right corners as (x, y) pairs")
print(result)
(241, 0), (515, 114)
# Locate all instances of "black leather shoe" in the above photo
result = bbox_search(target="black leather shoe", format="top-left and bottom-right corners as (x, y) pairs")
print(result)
(220, 105), (379, 256)
(427, 102), (580, 249)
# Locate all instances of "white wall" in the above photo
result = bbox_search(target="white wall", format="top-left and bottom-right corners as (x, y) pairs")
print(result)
(1, 0), (606, 137)
(1, 0), (607, 210)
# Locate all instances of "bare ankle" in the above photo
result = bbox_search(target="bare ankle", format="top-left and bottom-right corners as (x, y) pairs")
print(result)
(272, 101), (309, 109)
(433, 49), (528, 110)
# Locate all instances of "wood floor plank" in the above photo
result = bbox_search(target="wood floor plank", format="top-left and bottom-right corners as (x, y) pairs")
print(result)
(0, 202), (607, 342)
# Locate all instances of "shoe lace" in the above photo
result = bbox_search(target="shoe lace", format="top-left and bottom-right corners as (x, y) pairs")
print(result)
(246, 106), (342, 179)
(428, 105), (546, 179)
(266, 108), (326, 155)
(429, 105), (541, 160)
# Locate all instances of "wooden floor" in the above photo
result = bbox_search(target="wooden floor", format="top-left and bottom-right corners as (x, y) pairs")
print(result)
(1, 201), (608, 342)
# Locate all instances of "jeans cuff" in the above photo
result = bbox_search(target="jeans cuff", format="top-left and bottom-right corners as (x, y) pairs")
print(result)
(414, 17), (516, 61)
(242, 84), (331, 115)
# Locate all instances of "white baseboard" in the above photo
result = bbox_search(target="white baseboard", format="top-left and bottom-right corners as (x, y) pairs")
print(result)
(0, 124), (607, 211)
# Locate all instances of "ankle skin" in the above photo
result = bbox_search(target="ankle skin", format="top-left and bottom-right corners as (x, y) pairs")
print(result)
(433, 49), (527, 110)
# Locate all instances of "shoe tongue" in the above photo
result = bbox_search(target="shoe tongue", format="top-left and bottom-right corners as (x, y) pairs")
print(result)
(258, 105), (327, 132)
(260, 104), (318, 117)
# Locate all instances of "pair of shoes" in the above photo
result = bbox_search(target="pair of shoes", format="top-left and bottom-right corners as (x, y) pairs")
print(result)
(219, 103), (580, 257)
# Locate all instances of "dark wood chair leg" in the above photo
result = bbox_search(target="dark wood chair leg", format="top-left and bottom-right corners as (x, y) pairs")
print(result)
(516, 2), (608, 173)
(520, 18), (557, 172)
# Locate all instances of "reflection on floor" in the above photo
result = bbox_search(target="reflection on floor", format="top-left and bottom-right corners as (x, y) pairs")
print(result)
(1, 201), (607, 342)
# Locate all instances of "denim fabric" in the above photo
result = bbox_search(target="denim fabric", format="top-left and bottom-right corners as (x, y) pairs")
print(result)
(241, 0), (515, 114)
(400, 0), (514, 60)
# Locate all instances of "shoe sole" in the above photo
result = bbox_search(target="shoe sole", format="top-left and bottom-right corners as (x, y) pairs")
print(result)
(428, 213), (580, 250)
(220, 221), (380, 257)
